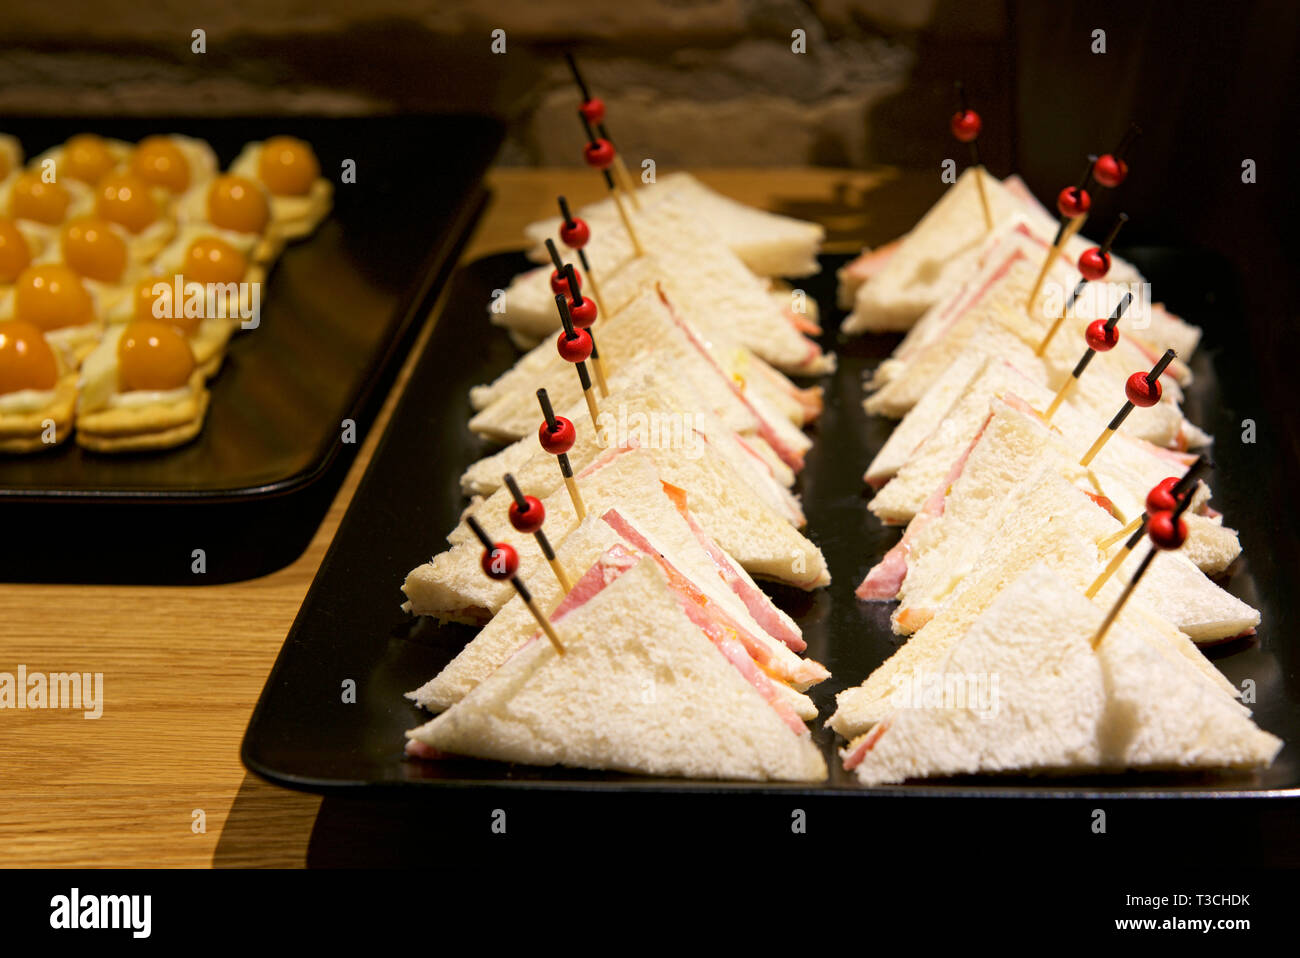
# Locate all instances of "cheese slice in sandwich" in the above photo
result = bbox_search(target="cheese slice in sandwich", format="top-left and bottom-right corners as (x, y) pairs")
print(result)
(834, 512), (1247, 741)
(497, 191), (833, 375)
(461, 371), (803, 525)
(406, 554), (829, 782)
(862, 400), (1247, 619)
(411, 488), (820, 714)
(404, 447), (829, 625)
(843, 169), (1144, 334)
(840, 564), (1280, 785)
(523, 171), (824, 279)
(886, 457), (1257, 643)
(469, 288), (816, 470)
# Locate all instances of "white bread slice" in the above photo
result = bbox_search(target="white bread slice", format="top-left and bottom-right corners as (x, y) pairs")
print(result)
(862, 399), (1247, 620)
(500, 191), (832, 375)
(867, 361), (1185, 524)
(865, 365), (1231, 575)
(469, 288), (816, 470)
(890, 457), (1258, 643)
(454, 403), (825, 588)
(844, 168), (1027, 333)
(843, 171), (1142, 334)
(1180, 513), (1243, 577)
(405, 447), (829, 625)
(870, 216), (1187, 393)
(864, 351), (987, 489)
(523, 172), (824, 279)
(842, 565), (1280, 785)
(411, 493), (819, 714)
(406, 557), (829, 782)
(836, 236), (905, 308)
(862, 225), (1191, 438)
(460, 370), (804, 525)
(834, 514), (1247, 741)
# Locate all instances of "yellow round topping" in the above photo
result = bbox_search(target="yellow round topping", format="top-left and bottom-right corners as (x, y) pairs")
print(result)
(118, 319), (195, 392)
(257, 136), (319, 196)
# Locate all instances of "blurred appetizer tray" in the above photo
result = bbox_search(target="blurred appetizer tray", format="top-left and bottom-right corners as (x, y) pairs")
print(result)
(243, 249), (1299, 797)
(0, 115), (500, 503)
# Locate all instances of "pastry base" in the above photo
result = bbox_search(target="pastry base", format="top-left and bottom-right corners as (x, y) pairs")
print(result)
(268, 179), (333, 241)
(0, 374), (77, 453)
(75, 371), (210, 453)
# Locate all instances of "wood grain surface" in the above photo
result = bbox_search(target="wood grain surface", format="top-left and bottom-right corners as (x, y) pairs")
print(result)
(0, 166), (902, 867)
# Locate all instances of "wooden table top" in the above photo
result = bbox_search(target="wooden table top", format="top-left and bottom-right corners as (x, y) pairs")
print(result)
(0, 166), (906, 867)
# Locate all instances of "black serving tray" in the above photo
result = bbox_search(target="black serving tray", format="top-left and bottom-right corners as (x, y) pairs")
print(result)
(0, 115), (502, 582)
(243, 249), (1300, 805)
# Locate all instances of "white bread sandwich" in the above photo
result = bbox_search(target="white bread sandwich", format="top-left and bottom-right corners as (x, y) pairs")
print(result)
(861, 400), (1248, 615)
(523, 171), (825, 279)
(496, 192), (832, 375)
(469, 287), (817, 470)
(834, 504), (1248, 740)
(410, 484), (820, 715)
(864, 359), (1217, 535)
(839, 565), (1280, 785)
(403, 447), (830, 623)
(406, 554), (829, 782)
(460, 371), (803, 526)
(861, 223), (1197, 434)
(878, 455), (1258, 643)
(873, 218), (1190, 390)
(842, 168), (1144, 334)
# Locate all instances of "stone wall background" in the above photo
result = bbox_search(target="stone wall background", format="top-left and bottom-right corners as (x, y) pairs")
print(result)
(0, 0), (1013, 171)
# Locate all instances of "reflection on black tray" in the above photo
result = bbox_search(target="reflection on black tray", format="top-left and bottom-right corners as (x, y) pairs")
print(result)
(242, 250), (1298, 796)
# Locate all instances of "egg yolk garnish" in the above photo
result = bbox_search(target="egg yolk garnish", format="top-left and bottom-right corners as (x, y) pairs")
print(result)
(131, 136), (190, 194)
(118, 319), (194, 392)
(0, 219), (32, 284)
(208, 175), (269, 234)
(257, 136), (319, 196)
(0, 321), (59, 395)
(63, 217), (128, 283)
(63, 133), (117, 184)
(13, 264), (95, 332)
(95, 172), (158, 234)
(131, 276), (201, 335)
(184, 236), (247, 285)
(11, 172), (71, 225)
